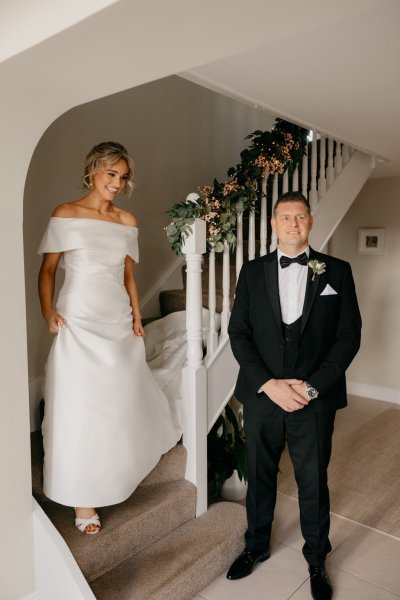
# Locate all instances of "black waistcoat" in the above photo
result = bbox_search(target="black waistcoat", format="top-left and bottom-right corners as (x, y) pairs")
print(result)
(282, 316), (302, 378)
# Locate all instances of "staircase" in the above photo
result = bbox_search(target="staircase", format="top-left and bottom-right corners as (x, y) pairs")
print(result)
(31, 432), (246, 599)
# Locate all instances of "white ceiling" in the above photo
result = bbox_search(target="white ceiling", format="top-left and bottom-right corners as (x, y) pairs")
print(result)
(0, 0), (118, 63)
(2, 0), (398, 179)
(181, 0), (400, 178)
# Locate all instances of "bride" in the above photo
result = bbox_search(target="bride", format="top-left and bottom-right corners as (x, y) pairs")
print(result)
(38, 141), (181, 534)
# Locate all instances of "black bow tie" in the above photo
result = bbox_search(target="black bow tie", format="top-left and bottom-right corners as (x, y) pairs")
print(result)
(279, 252), (308, 269)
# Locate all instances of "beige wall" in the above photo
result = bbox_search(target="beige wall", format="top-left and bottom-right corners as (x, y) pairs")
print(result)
(329, 176), (400, 401)
(24, 75), (273, 385)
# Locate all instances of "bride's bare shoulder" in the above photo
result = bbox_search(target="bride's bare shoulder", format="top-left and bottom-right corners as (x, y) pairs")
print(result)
(118, 209), (138, 227)
(52, 202), (82, 218)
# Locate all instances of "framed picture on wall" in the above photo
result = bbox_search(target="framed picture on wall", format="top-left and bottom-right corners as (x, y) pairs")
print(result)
(357, 228), (386, 255)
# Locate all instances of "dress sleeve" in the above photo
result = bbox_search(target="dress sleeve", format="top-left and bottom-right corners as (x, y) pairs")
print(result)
(37, 218), (68, 254)
(126, 228), (139, 263)
(37, 217), (140, 262)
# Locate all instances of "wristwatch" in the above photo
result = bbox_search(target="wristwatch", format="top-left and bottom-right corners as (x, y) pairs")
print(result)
(305, 382), (319, 400)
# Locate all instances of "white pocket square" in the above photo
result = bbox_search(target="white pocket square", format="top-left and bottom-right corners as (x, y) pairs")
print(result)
(320, 284), (338, 296)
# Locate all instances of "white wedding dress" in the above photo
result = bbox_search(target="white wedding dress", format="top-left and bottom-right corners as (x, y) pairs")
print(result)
(38, 217), (181, 508)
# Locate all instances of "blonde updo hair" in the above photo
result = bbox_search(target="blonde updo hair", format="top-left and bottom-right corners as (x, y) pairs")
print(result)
(82, 141), (135, 196)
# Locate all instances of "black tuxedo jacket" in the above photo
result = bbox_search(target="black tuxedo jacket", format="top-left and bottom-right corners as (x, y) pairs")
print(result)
(228, 248), (362, 414)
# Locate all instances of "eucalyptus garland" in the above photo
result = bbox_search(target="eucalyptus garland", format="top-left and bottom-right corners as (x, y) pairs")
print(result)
(166, 118), (308, 255)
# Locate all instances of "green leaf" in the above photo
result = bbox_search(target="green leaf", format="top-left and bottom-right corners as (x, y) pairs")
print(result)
(177, 206), (188, 217)
(166, 223), (177, 236)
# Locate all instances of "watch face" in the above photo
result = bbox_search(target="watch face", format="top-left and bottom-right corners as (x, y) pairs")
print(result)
(307, 385), (318, 400)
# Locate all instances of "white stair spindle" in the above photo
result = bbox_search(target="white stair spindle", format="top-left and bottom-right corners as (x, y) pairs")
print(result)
(342, 144), (350, 165)
(248, 209), (255, 261)
(207, 249), (218, 358)
(270, 173), (279, 252)
(309, 131), (318, 210)
(302, 150), (308, 199)
(335, 141), (343, 175)
(292, 166), (299, 191)
(236, 211), (243, 280)
(327, 138), (335, 187)
(221, 241), (231, 336)
(318, 135), (326, 200)
(260, 171), (268, 256)
(282, 169), (289, 194)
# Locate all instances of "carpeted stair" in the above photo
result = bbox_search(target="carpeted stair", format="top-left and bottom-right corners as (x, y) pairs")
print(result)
(31, 432), (246, 599)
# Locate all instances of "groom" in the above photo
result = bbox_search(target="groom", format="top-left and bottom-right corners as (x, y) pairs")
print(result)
(227, 191), (361, 600)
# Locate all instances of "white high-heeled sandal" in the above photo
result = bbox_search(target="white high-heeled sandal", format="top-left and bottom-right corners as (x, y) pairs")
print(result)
(75, 512), (101, 534)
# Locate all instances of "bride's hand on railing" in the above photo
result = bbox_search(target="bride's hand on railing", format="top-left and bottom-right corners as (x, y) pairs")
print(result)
(44, 310), (66, 334)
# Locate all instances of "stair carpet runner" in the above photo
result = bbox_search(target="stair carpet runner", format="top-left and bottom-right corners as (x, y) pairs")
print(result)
(31, 432), (246, 600)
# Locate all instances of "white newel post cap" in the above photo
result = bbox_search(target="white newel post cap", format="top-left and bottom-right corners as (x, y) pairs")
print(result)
(186, 192), (200, 202)
(182, 217), (206, 255)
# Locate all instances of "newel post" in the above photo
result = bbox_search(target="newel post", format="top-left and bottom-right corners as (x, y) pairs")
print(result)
(181, 217), (208, 515)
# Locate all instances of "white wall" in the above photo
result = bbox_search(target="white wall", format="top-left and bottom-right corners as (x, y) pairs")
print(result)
(24, 75), (274, 425)
(329, 176), (400, 403)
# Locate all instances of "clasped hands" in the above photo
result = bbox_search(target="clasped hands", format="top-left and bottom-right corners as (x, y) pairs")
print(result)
(261, 379), (310, 412)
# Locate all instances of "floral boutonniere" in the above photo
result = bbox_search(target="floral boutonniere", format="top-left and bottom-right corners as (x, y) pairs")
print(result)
(308, 259), (326, 282)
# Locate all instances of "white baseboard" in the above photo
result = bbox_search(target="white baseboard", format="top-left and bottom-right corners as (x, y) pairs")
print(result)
(348, 381), (400, 405)
(140, 255), (184, 318)
(29, 376), (44, 432)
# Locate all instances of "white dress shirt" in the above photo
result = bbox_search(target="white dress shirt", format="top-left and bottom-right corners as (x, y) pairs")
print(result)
(277, 247), (310, 325)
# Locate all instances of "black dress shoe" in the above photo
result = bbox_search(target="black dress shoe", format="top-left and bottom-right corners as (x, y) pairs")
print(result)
(309, 564), (332, 600)
(226, 548), (270, 580)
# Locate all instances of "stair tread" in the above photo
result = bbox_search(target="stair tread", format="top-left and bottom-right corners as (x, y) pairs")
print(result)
(140, 444), (186, 486)
(90, 501), (247, 600)
(39, 478), (196, 582)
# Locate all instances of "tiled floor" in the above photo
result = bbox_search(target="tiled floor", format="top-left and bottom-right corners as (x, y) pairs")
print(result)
(196, 397), (400, 599)
(195, 494), (400, 599)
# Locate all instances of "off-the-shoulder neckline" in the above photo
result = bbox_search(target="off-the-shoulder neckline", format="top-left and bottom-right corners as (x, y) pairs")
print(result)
(50, 216), (138, 229)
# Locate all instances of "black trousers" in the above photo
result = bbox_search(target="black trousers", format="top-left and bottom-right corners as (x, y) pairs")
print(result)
(243, 404), (336, 566)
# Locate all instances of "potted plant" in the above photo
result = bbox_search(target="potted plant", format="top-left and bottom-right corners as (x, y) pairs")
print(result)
(208, 402), (248, 500)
